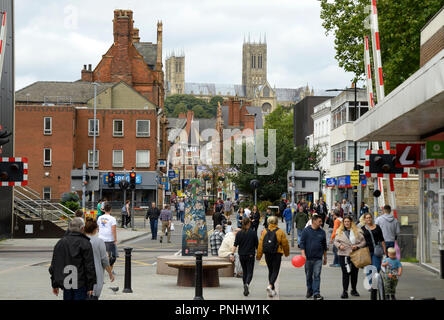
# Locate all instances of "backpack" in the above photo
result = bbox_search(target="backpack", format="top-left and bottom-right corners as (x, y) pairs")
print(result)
(262, 228), (279, 254)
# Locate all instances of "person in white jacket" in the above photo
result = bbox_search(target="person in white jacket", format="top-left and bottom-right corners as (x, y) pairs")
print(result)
(218, 228), (242, 277)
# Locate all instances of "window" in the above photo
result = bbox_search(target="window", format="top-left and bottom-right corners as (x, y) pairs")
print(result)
(43, 148), (52, 166)
(347, 141), (370, 161)
(43, 187), (51, 200)
(331, 142), (346, 165)
(44, 117), (52, 135)
(113, 120), (124, 137)
(136, 150), (150, 168)
(113, 150), (124, 167)
(88, 119), (99, 136)
(136, 120), (150, 137)
(88, 150), (99, 167)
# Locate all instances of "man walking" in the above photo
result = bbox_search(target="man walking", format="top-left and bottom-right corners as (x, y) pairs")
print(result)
(341, 199), (353, 217)
(97, 203), (118, 273)
(300, 215), (328, 300)
(224, 198), (233, 218)
(178, 199), (185, 223)
(146, 202), (160, 240)
(209, 225), (225, 256)
(282, 204), (293, 235)
(159, 204), (173, 244)
(49, 218), (96, 300)
(375, 205), (400, 249)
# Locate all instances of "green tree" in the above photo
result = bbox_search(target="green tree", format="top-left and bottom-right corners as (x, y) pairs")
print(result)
(320, 0), (444, 94)
(230, 106), (323, 202)
(165, 94), (217, 118)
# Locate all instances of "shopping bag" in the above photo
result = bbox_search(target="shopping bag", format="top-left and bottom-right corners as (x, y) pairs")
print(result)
(170, 223), (175, 231)
(395, 241), (401, 260)
(350, 246), (372, 268)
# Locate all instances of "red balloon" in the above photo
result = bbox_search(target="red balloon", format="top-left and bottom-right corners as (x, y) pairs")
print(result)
(292, 255), (306, 268)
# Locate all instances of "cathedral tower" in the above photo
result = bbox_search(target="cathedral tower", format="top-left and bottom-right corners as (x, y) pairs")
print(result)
(165, 51), (185, 96)
(242, 36), (267, 98)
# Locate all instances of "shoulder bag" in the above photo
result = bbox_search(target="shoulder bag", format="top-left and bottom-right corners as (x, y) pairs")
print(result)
(349, 231), (371, 268)
(366, 225), (384, 257)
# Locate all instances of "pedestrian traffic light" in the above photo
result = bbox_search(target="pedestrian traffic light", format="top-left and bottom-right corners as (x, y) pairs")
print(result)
(129, 171), (136, 190)
(108, 172), (115, 188)
(0, 129), (12, 147)
(369, 154), (403, 174)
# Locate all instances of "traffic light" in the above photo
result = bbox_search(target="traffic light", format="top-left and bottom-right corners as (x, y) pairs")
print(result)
(357, 164), (364, 175)
(369, 154), (404, 174)
(250, 179), (260, 189)
(119, 179), (129, 190)
(0, 159), (27, 186)
(108, 172), (115, 188)
(129, 171), (136, 190)
(373, 190), (381, 198)
(0, 129), (12, 147)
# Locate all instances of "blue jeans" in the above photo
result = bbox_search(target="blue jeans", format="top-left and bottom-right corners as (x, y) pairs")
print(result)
(297, 229), (303, 245)
(150, 218), (158, 239)
(180, 211), (185, 223)
(332, 244), (339, 265)
(285, 220), (292, 234)
(371, 252), (382, 272)
(305, 259), (322, 295)
(385, 241), (395, 250)
(63, 287), (87, 300)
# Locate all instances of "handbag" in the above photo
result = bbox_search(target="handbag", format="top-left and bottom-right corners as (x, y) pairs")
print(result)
(366, 226), (384, 258)
(170, 223), (175, 231)
(350, 246), (372, 268)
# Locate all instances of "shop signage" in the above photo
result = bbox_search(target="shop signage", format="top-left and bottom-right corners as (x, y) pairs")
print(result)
(104, 174), (141, 184)
(426, 141), (444, 159)
(350, 170), (360, 186)
(395, 144), (421, 168)
(326, 178), (336, 187)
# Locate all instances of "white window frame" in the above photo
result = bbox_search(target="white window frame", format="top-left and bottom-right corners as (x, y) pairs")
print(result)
(43, 148), (52, 166)
(136, 150), (150, 168)
(113, 150), (124, 168)
(43, 187), (51, 200)
(44, 117), (52, 135)
(88, 150), (99, 167)
(113, 119), (124, 137)
(88, 119), (100, 137)
(136, 120), (150, 137)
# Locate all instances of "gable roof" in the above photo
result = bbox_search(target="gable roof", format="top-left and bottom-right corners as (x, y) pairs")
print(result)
(16, 81), (114, 104)
(134, 42), (158, 70)
(185, 82), (247, 97)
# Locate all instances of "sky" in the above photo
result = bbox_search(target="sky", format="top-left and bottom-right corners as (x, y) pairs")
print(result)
(14, 0), (355, 92)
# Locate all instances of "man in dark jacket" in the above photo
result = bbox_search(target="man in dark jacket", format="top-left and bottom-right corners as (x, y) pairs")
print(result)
(300, 215), (327, 300)
(146, 202), (161, 240)
(49, 217), (96, 300)
(213, 210), (226, 232)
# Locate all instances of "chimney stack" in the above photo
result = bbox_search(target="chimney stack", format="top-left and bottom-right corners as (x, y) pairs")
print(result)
(81, 64), (93, 82)
(156, 21), (163, 71)
(132, 28), (140, 43)
(88, 64), (92, 71)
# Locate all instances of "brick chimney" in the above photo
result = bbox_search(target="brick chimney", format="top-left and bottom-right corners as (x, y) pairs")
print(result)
(112, 9), (133, 83)
(228, 97), (241, 127)
(156, 21), (163, 71)
(186, 110), (194, 138)
(132, 28), (140, 43)
(81, 64), (93, 82)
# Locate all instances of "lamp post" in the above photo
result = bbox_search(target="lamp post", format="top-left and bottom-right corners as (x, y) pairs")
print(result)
(253, 113), (257, 206)
(326, 84), (360, 220)
(91, 82), (100, 208)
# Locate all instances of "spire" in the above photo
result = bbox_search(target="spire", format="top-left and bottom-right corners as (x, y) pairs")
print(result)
(259, 33), (262, 44)
(248, 33), (250, 43)
(264, 33), (267, 44)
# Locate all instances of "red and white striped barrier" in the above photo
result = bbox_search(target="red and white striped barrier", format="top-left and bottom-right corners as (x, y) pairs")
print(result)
(0, 12), (7, 81)
(0, 157), (28, 187)
(370, 0), (384, 103)
(364, 36), (374, 108)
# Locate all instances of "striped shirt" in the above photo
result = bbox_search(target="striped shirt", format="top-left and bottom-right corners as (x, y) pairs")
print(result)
(159, 209), (172, 221)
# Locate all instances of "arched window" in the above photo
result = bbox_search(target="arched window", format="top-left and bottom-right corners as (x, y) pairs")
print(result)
(263, 86), (270, 97)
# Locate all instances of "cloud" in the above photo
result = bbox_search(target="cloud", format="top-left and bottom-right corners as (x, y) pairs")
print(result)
(14, 0), (354, 91)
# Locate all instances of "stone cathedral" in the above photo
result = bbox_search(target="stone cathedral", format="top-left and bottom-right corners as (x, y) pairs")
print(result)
(165, 37), (314, 115)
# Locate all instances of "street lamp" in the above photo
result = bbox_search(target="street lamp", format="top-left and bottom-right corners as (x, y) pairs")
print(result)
(326, 83), (362, 219)
(91, 82), (101, 208)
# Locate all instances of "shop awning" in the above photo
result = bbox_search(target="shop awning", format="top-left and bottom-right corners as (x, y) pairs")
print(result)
(354, 49), (444, 142)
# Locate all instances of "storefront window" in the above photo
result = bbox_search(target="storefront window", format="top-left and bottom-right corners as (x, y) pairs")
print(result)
(422, 169), (440, 270)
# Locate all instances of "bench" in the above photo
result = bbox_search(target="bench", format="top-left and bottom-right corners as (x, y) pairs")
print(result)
(157, 255), (235, 277)
(165, 261), (232, 287)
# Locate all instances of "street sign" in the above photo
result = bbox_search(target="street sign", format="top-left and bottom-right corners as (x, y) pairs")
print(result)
(350, 170), (360, 186)
(168, 170), (176, 179)
(159, 176), (168, 185)
(395, 144), (421, 168)
(158, 160), (167, 167)
(426, 141), (444, 159)
(71, 169), (100, 191)
(287, 170), (320, 192)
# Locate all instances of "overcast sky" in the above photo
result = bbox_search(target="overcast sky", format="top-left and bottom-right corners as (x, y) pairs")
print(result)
(15, 0), (355, 91)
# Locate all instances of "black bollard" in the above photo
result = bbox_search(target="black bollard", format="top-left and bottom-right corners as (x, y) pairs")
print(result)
(122, 247), (133, 293)
(194, 251), (204, 300)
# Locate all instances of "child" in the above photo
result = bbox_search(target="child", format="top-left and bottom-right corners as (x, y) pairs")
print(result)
(225, 220), (233, 234)
(381, 247), (403, 300)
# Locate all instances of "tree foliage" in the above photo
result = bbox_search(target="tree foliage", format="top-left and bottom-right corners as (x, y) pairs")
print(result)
(165, 94), (225, 118)
(320, 0), (444, 94)
(230, 106), (323, 202)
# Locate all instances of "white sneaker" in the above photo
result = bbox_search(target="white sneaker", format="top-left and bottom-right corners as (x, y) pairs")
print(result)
(272, 290), (277, 297)
(266, 286), (273, 297)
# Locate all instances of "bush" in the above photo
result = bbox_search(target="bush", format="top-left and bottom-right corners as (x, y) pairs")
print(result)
(258, 201), (272, 213)
(61, 192), (80, 203)
(61, 201), (80, 215)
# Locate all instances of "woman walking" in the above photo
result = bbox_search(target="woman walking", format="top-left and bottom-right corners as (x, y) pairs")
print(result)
(230, 217), (258, 296)
(334, 216), (366, 299)
(236, 207), (246, 229)
(250, 205), (261, 233)
(84, 217), (115, 300)
(362, 213), (386, 300)
(256, 216), (290, 297)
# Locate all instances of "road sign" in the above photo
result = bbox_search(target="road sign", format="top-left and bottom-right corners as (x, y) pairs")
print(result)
(71, 169), (100, 191)
(426, 141), (444, 159)
(158, 160), (167, 167)
(287, 170), (320, 192)
(395, 144), (421, 168)
(168, 170), (176, 179)
(159, 176), (168, 185)
(350, 170), (360, 186)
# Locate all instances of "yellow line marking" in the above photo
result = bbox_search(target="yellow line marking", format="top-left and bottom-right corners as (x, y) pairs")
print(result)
(116, 258), (154, 266)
